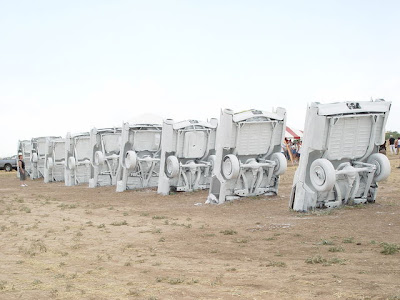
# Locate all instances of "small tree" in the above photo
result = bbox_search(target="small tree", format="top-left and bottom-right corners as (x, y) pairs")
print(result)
(385, 131), (400, 140)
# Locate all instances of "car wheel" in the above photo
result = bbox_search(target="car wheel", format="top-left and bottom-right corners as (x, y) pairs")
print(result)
(270, 152), (287, 175)
(367, 153), (391, 182)
(4, 164), (12, 172)
(222, 154), (240, 180)
(309, 158), (336, 192)
(125, 151), (137, 169)
(166, 155), (179, 178)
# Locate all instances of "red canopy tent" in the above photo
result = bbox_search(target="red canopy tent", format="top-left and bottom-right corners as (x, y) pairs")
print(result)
(285, 126), (303, 140)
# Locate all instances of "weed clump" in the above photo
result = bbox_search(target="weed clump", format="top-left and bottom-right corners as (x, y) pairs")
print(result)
(220, 229), (237, 235)
(380, 243), (399, 255)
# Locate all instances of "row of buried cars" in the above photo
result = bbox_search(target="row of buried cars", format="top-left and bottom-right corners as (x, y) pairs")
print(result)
(17, 99), (392, 212)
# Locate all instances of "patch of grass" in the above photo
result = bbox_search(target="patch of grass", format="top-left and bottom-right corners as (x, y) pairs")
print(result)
(320, 240), (334, 245)
(263, 237), (277, 241)
(305, 255), (327, 264)
(50, 289), (59, 298)
(202, 233), (216, 237)
(0, 281), (7, 290)
(220, 229), (237, 235)
(233, 238), (248, 244)
(152, 215), (167, 220)
(168, 277), (185, 285)
(262, 260), (287, 267)
(58, 203), (77, 210)
(20, 206), (31, 213)
(305, 255), (346, 266)
(152, 228), (162, 234)
(23, 240), (47, 257)
(110, 220), (128, 226)
(32, 279), (42, 285)
(97, 223), (106, 228)
(345, 203), (367, 209)
(127, 289), (140, 296)
(329, 257), (347, 265)
(328, 246), (344, 253)
(210, 274), (223, 286)
(380, 243), (399, 255)
(158, 237), (165, 242)
(342, 237), (354, 244)
(140, 212), (149, 217)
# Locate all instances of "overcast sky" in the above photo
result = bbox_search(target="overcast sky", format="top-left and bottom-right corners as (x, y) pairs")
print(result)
(0, 0), (398, 157)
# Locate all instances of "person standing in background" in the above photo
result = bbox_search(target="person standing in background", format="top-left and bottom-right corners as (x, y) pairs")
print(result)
(18, 154), (28, 187)
(389, 135), (396, 154)
(396, 137), (400, 155)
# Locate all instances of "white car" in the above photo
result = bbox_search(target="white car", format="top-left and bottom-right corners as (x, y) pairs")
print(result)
(44, 138), (66, 183)
(290, 100), (391, 211)
(116, 122), (162, 192)
(157, 118), (218, 195)
(89, 127), (122, 188)
(207, 108), (287, 204)
(65, 132), (91, 186)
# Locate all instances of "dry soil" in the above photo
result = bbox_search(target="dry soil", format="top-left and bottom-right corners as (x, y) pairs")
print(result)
(0, 155), (399, 300)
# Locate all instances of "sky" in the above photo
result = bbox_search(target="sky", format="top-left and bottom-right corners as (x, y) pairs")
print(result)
(0, 0), (399, 157)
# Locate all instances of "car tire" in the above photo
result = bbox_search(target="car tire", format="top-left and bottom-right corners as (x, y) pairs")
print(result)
(47, 157), (54, 169)
(270, 152), (287, 175)
(208, 155), (217, 174)
(4, 164), (12, 172)
(309, 158), (336, 192)
(125, 151), (137, 169)
(367, 153), (391, 182)
(95, 151), (105, 166)
(222, 154), (240, 180)
(68, 157), (76, 170)
(166, 155), (179, 178)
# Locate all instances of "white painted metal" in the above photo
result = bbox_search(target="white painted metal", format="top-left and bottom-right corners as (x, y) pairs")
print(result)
(65, 132), (91, 186)
(30, 136), (61, 179)
(44, 138), (66, 183)
(207, 108), (287, 204)
(89, 127), (122, 188)
(157, 118), (218, 195)
(115, 122), (162, 192)
(290, 100), (391, 211)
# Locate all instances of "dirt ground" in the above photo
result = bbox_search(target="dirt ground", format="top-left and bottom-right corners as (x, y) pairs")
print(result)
(0, 155), (399, 300)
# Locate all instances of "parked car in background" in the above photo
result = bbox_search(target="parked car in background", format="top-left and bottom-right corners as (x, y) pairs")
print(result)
(0, 155), (18, 171)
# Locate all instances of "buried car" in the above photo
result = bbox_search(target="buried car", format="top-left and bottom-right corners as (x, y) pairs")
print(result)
(44, 138), (66, 183)
(30, 136), (61, 179)
(157, 118), (218, 195)
(290, 100), (391, 212)
(116, 122), (162, 192)
(89, 127), (122, 188)
(207, 108), (287, 204)
(65, 132), (91, 186)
